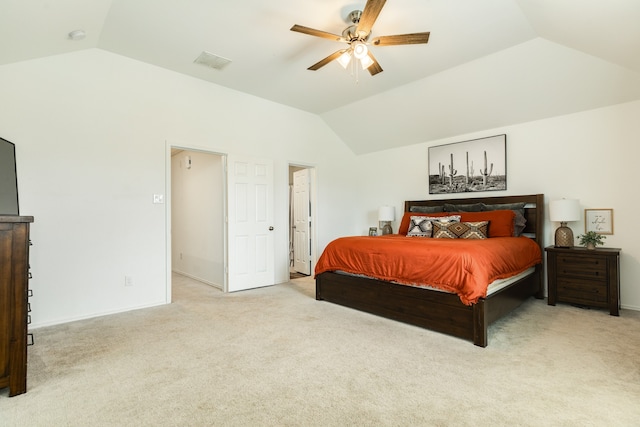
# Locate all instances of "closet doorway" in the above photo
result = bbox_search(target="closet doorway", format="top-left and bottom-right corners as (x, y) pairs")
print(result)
(170, 148), (225, 291)
(289, 165), (316, 279)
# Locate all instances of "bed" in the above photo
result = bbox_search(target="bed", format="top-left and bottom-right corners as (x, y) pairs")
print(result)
(315, 194), (545, 347)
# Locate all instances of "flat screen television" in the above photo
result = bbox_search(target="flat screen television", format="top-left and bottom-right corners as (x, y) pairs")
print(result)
(0, 137), (20, 215)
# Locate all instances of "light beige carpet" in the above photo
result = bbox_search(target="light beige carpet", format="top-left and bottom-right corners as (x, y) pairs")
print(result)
(1, 273), (639, 426)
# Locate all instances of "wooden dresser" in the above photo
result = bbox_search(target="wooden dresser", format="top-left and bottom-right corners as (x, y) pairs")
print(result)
(0, 215), (33, 397)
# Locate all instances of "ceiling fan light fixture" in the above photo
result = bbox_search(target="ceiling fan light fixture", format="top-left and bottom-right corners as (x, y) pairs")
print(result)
(290, 0), (430, 77)
(360, 55), (374, 69)
(337, 50), (352, 69)
(352, 42), (368, 59)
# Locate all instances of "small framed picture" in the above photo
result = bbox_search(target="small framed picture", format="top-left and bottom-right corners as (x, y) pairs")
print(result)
(585, 209), (614, 235)
(368, 227), (378, 236)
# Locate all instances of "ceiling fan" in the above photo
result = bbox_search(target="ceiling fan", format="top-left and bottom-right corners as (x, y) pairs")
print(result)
(290, 0), (430, 76)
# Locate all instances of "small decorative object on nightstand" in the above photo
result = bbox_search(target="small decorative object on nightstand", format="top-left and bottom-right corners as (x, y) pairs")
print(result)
(378, 206), (395, 235)
(577, 231), (605, 250)
(549, 199), (581, 247)
(545, 246), (621, 316)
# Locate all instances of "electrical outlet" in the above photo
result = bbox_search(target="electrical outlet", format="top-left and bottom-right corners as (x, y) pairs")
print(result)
(153, 194), (164, 204)
(125, 276), (134, 287)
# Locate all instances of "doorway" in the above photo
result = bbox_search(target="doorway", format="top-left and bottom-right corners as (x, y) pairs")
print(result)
(167, 146), (278, 299)
(289, 165), (316, 279)
(170, 148), (225, 292)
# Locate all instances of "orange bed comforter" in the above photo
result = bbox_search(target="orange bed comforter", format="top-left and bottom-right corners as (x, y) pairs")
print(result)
(315, 235), (542, 305)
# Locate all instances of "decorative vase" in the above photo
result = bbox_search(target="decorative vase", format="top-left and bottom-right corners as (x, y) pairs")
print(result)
(586, 242), (596, 250)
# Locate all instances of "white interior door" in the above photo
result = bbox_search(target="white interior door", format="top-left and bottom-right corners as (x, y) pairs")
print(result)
(226, 155), (275, 292)
(293, 168), (311, 275)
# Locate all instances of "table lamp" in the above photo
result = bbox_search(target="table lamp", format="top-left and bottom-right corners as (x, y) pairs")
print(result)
(378, 206), (395, 235)
(549, 199), (580, 247)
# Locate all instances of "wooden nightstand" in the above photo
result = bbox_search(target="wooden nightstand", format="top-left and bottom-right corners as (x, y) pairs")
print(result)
(545, 246), (621, 316)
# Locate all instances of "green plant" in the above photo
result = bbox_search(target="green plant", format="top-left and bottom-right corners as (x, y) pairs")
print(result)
(577, 231), (606, 247)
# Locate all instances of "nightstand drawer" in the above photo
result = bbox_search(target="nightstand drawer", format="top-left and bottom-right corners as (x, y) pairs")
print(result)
(556, 255), (606, 280)
(556, 278), (608, 306)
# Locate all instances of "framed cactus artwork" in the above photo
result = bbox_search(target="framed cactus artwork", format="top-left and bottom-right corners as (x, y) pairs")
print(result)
(428, 134), (507, 194)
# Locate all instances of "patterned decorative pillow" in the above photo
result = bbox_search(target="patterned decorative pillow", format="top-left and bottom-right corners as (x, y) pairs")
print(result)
(456, 211), (514, 237)
(406, 217), (433, 237)
(432, 221), (489, 239)
(407, 215), (461, 237)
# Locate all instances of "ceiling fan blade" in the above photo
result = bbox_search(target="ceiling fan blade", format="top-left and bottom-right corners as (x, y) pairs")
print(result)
(366, 51), (383, 76)
(357, 0), (387, 37)
(371, 32), (431, 46)
(307, 50), (347, 71)
(290, 24), (345, 42)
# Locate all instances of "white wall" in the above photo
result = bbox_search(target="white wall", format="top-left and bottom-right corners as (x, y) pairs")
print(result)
(3, 47), (637, 328)
(171, 150), (224, 287)
(354, 100), (640, 311)
(0, 49), (358, 327)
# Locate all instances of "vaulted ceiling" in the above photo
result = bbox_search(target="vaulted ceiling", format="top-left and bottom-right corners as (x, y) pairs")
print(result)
(2, 0), (640, 154)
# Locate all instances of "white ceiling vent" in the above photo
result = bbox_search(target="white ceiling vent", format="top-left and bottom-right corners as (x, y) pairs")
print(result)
(194, 51), (232, 70)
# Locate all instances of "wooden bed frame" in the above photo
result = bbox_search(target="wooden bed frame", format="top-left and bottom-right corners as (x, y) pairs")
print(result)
(315, 194), (545, 347)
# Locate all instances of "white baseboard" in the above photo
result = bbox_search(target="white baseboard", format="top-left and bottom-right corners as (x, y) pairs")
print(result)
(172, 269), (222, 290)
(30, 300), (168, 329)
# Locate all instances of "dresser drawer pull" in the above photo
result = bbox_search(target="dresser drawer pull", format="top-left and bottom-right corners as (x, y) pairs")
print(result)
(27, 333), (34, 346)
(28, 289), (33, 297)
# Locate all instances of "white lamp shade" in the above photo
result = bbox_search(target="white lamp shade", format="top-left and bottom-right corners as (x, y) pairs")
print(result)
(549, 199), (580, 222)
(360, 54), (374, 69)
(337, 51), (352, 68)
(353, 42), (368, 59)
(378, 206), (395, 222)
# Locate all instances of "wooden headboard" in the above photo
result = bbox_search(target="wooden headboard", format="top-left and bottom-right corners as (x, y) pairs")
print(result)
(404, 194), (545, 253)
